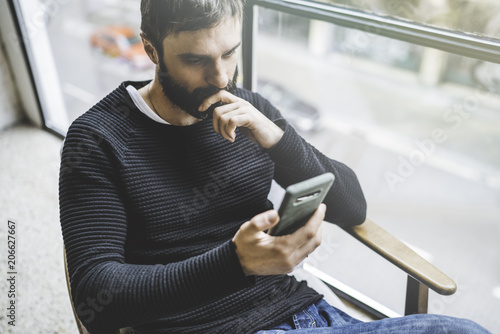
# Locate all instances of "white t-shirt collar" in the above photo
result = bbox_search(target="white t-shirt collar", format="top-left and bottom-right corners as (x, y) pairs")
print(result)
(126, 84), (170, 125)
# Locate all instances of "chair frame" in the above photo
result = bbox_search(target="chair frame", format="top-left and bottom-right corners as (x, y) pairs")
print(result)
(309, 218), (456, 320)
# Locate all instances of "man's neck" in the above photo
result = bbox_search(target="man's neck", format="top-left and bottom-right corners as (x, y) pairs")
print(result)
(138, 80), (202, 126)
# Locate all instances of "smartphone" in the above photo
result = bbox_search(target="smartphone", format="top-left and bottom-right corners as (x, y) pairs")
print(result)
(268, 173), (335, 236)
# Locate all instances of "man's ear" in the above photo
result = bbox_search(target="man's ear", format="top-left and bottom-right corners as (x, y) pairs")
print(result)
(141, 33), (158, 65)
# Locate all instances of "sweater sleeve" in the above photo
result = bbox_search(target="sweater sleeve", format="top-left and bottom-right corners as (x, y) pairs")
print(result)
(239, 89), (367, 227)
(59, 121), (254, 333)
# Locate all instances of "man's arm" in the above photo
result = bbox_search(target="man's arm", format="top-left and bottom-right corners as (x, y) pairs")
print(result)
(265, 121), (367, 227)
(201, 89), (367, 228)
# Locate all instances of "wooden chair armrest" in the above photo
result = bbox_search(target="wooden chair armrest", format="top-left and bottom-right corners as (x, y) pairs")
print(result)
(342, 218), (457, 296)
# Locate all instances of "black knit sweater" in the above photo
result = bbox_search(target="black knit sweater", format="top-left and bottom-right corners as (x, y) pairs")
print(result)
(59, 81), (367, 333)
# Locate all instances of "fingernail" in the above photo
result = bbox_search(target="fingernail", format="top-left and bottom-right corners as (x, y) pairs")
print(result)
(266, 210), (278, 221)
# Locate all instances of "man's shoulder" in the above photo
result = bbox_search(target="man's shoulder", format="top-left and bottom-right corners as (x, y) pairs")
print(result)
(66, 81), (147, 146)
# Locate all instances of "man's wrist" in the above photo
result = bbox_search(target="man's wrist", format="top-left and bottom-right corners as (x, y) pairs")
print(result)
(230, 239), (251, 276)
(258, 123), (284, 150)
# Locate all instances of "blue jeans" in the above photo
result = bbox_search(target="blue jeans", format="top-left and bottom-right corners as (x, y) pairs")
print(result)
(254, 299), (490, 334)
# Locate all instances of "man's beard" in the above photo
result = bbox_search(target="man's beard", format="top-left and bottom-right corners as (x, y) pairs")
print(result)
(157, 60), (238, 120)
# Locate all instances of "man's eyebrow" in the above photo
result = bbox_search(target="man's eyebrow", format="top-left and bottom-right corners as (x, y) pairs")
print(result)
(178, 42), (241, 60)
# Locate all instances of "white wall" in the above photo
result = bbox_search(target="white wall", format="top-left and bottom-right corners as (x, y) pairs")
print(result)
(0, 36), (22, 130)
(0, 0), (44, 130)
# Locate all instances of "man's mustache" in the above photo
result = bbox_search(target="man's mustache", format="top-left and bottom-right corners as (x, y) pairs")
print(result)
(156, 65), (238, 120)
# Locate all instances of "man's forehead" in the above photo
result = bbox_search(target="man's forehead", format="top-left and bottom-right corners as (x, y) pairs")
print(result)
(163, 18), (241, 55)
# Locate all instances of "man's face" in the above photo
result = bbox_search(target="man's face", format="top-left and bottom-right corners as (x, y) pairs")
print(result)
(157, 17), (241, 119)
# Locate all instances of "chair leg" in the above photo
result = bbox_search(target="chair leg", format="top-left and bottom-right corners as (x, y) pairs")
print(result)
(405, 275), (429, 315)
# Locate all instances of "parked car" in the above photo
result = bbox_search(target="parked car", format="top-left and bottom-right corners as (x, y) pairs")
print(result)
(90, 25), (152, 70)
(258, 79), (321, 133)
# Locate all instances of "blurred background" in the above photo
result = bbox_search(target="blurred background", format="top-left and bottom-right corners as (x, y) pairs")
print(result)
(0, 0), (499, 332)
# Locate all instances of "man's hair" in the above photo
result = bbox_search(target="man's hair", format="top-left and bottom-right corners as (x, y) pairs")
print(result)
(141, 0), (245, 51)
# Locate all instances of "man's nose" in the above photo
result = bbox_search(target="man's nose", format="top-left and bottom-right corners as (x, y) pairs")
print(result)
(207, 60), (229, 89)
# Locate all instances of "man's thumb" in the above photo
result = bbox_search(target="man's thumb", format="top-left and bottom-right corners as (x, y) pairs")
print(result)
(252, 210), (280, 231)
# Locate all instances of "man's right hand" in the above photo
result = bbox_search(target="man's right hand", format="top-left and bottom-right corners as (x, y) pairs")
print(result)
(232, 204), (325, 276)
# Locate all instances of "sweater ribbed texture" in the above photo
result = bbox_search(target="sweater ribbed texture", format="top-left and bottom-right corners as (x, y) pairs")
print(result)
(59, 81), (367, 333)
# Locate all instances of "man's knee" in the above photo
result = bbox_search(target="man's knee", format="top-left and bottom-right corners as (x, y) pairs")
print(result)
(413, 314), (490, 334)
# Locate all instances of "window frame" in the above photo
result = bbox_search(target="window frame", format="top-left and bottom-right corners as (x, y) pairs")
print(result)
(1, 0), (68, 138)
(1, 0), (44, 130)
(242, 0), (500, 90)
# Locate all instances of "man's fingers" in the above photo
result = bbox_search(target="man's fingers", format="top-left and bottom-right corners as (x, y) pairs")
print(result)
(296, 221), (323, 257)
(245, 210), (280, 233)
(199, 90), (238, 112)
(211, 102), (238, 139)
(222, 114), (251, 142)
(289, 212), (324, 265)
(199, 95), (222, 112)
(213, 107), (249, 142)
(290, 203), (326, 247)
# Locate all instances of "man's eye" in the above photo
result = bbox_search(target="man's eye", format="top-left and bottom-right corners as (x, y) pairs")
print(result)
(224, 50), (235, 58)
(186, 58), (203, 65)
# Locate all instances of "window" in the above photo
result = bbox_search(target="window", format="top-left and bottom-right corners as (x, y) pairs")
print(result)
(313, 0), (500, 41)
(245, 1), (500, 330)
(9, 0), (153, 134)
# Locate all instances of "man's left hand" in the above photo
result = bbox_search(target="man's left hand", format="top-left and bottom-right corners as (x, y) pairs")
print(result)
(199, 91), (284, 149)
